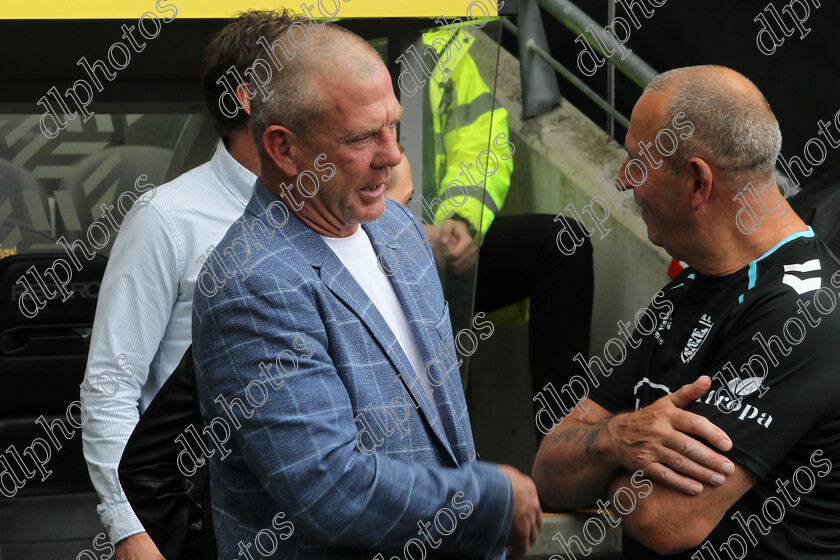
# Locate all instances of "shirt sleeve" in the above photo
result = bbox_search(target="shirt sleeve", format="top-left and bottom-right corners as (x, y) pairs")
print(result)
(589, 287), (680, 415)
(80, 200), (182, 543)
(588, 322), (664, 414)
(587, 353), (642, 415)
(687, 288), (840, 479)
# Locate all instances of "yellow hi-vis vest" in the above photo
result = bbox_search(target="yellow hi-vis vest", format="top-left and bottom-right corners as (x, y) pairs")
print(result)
(423, 26), (514, 240)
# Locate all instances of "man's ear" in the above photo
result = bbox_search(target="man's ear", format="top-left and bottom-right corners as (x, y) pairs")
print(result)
(686, 156), (714, 210)
(262, 124), (300, 177)
(236, 83), (252, 116)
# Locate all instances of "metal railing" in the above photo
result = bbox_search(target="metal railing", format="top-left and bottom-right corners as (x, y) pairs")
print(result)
(511, 0), (659, 131)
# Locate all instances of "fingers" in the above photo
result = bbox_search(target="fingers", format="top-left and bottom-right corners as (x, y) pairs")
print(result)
(450, 248), (477, 274)
(643, 461), (705, 496)
(450, 230), (473, 252)
(114, 532), (165, 560)
(439, 219), (457, 245)
(500, 465), (542, 558)
(651, 443), (729, 492)
(663, 423), (735, 482)
(507, 539), (526, 558)
(529, 509), (542, 544)
(669, 375), (712, 408)
(609, 403), (735, 495)
(443, 223), (470, 252)
(511, 514), (540, 557)
(669, 409), (732, 452)
(444, 225), (477, 273)
(431, 220), (477, 274)
(622, 407), (733, 494)
(443, 242), (469, 261)
(521, 478), (542, 554)
(506, 521), (534, 558)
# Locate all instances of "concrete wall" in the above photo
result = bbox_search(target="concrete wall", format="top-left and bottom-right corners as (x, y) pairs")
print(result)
(466, 31), (671, 475)
(473, 31), (672, 352)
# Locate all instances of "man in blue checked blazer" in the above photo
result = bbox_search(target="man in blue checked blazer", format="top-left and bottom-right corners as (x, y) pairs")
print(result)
(192, 20), (542, 560)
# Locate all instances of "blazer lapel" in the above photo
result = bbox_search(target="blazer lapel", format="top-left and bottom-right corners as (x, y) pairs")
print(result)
(320, 244), (459, 464)
(247, 185), (461, 464)
(365, 217), (472, 464)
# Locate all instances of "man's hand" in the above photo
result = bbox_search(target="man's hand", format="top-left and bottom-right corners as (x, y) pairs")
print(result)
(498, 464), (542, 557)
(115, 532), (165, 560)
(602, 375), (735, 495)
(440, 220), (477, 274)
(426, 219), (477, 274)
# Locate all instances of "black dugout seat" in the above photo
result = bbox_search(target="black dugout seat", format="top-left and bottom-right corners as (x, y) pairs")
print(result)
(0, 253), (109, 559)
(789, 165), (840, 256)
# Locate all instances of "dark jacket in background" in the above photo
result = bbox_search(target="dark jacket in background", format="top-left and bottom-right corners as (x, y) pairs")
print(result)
(118, 347), (216, 560)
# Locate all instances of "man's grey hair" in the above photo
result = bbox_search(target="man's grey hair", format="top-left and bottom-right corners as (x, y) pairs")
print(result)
(644, 65), (782, 188)
(250, 20), (384, 157)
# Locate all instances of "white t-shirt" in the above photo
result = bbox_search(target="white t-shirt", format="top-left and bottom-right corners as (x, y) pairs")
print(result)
(320, 226), (442, 424)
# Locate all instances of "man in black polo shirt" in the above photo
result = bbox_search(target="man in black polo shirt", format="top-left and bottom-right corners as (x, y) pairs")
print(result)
(532, 65), (840, 559)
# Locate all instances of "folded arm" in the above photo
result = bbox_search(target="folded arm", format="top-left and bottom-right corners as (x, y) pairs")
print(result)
(607, 461), (756, 554)
(532, 376), (735, 508)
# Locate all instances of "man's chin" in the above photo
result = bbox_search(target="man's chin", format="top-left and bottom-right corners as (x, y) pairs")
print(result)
(354, 198), (386, 224)
(645, 226), (664, 249)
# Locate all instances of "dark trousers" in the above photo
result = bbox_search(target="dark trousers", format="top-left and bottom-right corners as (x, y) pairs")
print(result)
(473, 214), (594, 416)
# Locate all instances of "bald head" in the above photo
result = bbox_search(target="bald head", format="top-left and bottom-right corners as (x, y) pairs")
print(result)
(250, 21), (385, 154)
(293, 24), (383, 79)
(643, 65), (781, 188)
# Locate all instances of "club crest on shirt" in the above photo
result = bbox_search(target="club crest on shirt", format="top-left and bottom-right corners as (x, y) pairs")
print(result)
(653, 315), (673, 346)
(680, 314), (714, 363)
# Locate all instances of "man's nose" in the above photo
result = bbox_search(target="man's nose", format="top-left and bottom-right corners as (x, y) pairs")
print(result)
(377, 129), (402, 169)
(616, 158), (633, 191)
(615, 179), (633, 192)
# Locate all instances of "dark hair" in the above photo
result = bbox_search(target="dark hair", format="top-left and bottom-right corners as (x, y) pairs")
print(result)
(200, 10), (298, 138)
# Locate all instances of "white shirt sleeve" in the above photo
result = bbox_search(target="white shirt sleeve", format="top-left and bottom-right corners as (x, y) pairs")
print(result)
(80, 200), (182, 544)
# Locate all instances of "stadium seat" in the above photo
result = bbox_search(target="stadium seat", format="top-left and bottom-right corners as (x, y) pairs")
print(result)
(0, 252), (109, 560)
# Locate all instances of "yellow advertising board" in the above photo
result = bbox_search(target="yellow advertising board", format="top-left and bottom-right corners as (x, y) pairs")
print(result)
(0, 0), (501, 19)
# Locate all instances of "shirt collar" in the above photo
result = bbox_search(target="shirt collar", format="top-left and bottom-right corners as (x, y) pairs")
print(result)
(210, 140), (257, 206)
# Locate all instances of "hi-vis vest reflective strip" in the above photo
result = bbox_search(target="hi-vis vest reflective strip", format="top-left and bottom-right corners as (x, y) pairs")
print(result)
(424, 26), (513, 239)
(0, 0), (499, 19)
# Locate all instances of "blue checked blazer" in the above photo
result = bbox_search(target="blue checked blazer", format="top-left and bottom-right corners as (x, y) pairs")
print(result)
(192, 180), (513, 560)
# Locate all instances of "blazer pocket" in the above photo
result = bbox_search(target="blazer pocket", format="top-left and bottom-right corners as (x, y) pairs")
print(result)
(435, 301), (452, 340)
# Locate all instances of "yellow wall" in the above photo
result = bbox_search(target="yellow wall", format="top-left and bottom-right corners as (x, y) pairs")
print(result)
(0, 0), (500, 19)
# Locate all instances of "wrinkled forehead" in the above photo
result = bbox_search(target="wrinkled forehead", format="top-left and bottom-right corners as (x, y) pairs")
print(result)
(314, 66), (400, 127)
(321, 62), (393, 101)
